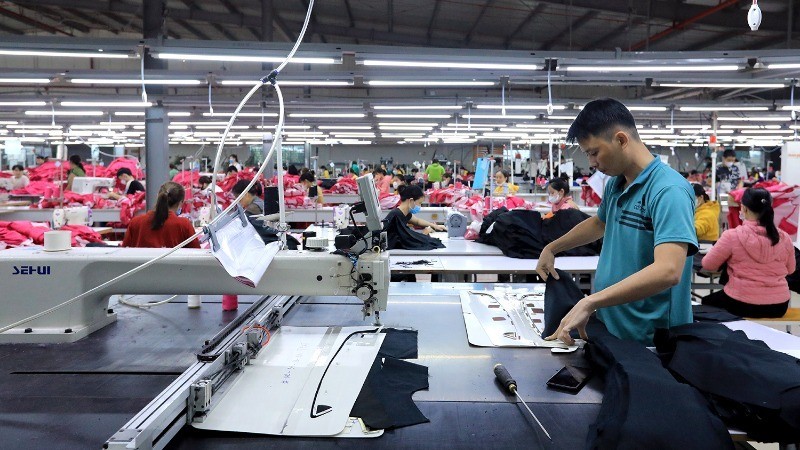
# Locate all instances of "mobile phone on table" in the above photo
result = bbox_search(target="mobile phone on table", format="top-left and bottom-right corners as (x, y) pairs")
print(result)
(546, 365), (592, 392)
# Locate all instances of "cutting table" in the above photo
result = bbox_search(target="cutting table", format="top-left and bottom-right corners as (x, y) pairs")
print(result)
(0, 282), (797, 449)
(0, 283), (603, 450)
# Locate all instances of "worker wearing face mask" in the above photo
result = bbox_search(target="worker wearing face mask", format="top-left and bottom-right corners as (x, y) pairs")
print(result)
(716, 149), (745, 195)
(546, 176), (579, 213)
(391, 174), (406, 193)
(372, 168), (392, 194)
(228, 154), (243, 171)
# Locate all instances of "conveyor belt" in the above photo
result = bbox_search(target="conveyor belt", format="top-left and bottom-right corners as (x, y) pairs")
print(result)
(0, 284), (602, 450)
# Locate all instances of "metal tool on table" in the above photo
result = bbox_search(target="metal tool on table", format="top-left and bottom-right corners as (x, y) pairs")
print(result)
(493, 363), (552, 440)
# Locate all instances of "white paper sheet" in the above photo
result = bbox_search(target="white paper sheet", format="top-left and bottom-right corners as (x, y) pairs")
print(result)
(210, 216), (280, 287)
(194, 326), (385, 436)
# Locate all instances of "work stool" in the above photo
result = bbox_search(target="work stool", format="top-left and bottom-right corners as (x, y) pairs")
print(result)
(746, 308), (800, 334)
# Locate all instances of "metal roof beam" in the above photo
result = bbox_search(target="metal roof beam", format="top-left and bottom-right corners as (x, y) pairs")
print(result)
(504, 3), (547, 49)
(540, 10), (597, 50)
(464, 0), (495, 45)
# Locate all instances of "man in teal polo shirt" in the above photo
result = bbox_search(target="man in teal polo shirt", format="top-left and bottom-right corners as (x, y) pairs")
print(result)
(536, 98), (698, 345)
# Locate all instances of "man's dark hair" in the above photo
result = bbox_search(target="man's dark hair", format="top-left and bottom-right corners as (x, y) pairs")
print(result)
(116, 167), (133, 178)
(232, 179), (259, 196)
(432, 159), (440, 165)
(12, 164), (23, 171)
(299, 172), (315, 184)
(722, 149), (736, 159)
(566, 98), (640, 143)
(226, 165), (238, 174)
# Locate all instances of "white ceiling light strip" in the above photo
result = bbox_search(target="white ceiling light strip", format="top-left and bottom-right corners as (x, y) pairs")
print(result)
(361, 59), (539, 70)
(154, 53), (336, 64)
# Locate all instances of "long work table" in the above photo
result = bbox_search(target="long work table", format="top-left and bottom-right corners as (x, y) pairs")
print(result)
(0, 206), (122, 222)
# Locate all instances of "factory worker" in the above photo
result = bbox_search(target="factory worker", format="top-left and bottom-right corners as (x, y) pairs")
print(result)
(122, 181), (200, 248)
(493, 169), (519, 196)
(108, 168), (145, 200)
(546, 177), (578, 213)
(385, 185), (445, 235)
(537, 98), (698, 346)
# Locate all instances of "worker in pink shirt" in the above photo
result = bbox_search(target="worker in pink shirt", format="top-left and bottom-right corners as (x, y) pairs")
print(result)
(701, 188), (795, 318)
(373, 168), (392, 194)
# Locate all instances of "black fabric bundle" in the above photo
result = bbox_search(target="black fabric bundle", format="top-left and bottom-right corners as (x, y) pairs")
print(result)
(691, 304), (741, 323)
(585, 321), (734, 450)
(476, 208), (600, 259)
(788, 247), (800, 294)
(655, 322), (800, 443)
(545, 275), (734, 449)
(382, 213), (445, 251)
(248, 216), (300, 249)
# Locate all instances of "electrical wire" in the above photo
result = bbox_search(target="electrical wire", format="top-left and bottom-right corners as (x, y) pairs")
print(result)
(117, 294), (178, 308)
(0, 0), (317, 335)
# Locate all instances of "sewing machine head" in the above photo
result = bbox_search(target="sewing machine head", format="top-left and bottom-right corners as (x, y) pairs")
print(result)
(70, 177), (115, 195)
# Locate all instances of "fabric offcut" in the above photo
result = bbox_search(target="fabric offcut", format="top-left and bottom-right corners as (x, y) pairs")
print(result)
(691, 304), (741, 323)
(584, 321), (734, 450)
(350, 328), (429, 430)
(655, 322), (800, 442)
(350, 357), (429, 430)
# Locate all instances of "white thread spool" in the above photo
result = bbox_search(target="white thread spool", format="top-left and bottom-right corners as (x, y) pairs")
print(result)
(43, 230), (71, 251)
(187, 295), (202, 308)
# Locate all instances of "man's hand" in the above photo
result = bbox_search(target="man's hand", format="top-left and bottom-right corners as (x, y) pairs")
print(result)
(545, 298), (594, 345)
(535, 246), (559, 281)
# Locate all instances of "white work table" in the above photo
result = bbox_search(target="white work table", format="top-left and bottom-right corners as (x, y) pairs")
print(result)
(0, 206), (122, 222)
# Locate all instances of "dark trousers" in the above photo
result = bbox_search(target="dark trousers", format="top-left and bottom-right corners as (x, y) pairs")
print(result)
(702, 289), (789, 318)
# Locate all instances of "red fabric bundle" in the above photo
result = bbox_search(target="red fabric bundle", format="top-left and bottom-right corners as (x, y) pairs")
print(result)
(26, 161), (68, 182)
(729, 181), (800, 236)
(326, 177), (359, 194)
(105, 157), (144, 180)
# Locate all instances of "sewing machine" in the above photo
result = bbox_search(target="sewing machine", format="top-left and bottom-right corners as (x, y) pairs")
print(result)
(70, 176), (115, 195)
(0, 247), (388, 344)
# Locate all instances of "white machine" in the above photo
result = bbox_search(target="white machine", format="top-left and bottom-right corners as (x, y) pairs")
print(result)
(0, 247), (389, 344)
(447, 210), (468, 238)
(70, 176), (115, 195)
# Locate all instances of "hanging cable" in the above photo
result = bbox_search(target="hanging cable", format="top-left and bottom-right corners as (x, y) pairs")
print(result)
(791, 79), (797, 140)
(140, 53), (148, 103)
(546, 60), (554, 116)
(0, 0), (317, 335)
(208, 82), (214, 116)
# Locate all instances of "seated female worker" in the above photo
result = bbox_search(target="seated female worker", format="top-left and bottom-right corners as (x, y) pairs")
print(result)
(122, 181), (200, 248)
(692, 183), (720, 242)
(385, 185), (445, 235)
(546, 176), (579, 213)
(299, 172), (324, 205)
(701, 188), (795, 318)
(493, 169), (519, 196)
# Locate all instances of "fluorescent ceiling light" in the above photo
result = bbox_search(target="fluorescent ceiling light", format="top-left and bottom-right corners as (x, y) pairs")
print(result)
(375, 114), (451, 119)
(720, 124), (781, 129)
(0, 49), (131, 59)
(0, 101), (46, 106)
(373, 105), (462, 110)
(440, 127), (494, 132)
(679, 106), (769, 112)
(7, 124), (61, 129)
(466, 114), (543, 120)
(290, 113), (364, 118)
(69, 124), (126, 130)
(379, 126), (436, 131)
(627, 106), (668, 111)
(114, 111), (193, 117)
(25, 110), (103, 116)
(378, 122), (438, 127)
(765, 63), (800, 69)
(544, 115), (577, 120)
(70, 79), (204, 85)
(566, 65), (739, 72)
(0, 78), (50, 84)
(716, 116), (789, 122)
(319, 125), (372, 130)
(658, 82), (785, 89)
(741, 129), (794, 134)
(219, 80), (351, 86)
(154, 52), (336, 64)
(257, 125), (310, 130)
(780, 106), (800, 111)
(367, 80), (495, 87)
(475, 105), (566, 110)
(361, 59), (539, 70)
(195, 125), (250, 129)
(202, 112), (278, 118)
(60, 101), (152, 108)
(0, 121), (18, 125)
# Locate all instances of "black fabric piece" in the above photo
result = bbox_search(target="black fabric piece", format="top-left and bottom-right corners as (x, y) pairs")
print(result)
(788, 247), (800, 294)
(654, 322), (800, 442)
(476, 208), (600, 259)
(476, 206), (509, 245)
(378, 328), (418, 360)
(691, 304), (741, 323)
(702, 289), (789, 318)
(543, 209), (602, 256)
(584, 321), (734, 450)
(246, 215), (299, 250)
(542, 268), (583, 338)
(350, 357), (430, 430)
(382, 209), (444, 250)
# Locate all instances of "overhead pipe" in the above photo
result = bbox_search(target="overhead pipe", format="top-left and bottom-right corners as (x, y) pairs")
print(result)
(630, 0), (743, 51)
